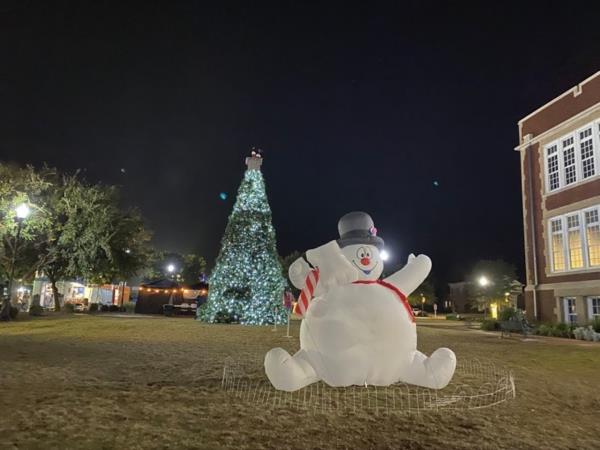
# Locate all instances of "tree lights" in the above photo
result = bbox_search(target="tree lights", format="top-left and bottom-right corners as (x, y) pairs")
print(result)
(198, 154), (287, 325)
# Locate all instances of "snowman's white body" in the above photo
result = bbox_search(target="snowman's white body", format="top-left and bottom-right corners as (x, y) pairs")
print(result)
(300, 282), (415, 386)
(265, 241), (456, 392)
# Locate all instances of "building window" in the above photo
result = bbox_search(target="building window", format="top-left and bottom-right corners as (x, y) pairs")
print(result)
(550, 218), (565, 271)
(579, 127), (595, 179)
(585, 209), (600, 267)
(544, 120), (599, 192)
(588, 297), (600, 319)
(548, 205), (600, 272)
(546, 144), (560, 191)
(562, 136), (577, 185)
(563, 297), (577, 324)
(566, 214), (584, 269)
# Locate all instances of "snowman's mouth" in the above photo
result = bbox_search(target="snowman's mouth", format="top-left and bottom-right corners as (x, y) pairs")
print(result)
(352, 260), (378, 275)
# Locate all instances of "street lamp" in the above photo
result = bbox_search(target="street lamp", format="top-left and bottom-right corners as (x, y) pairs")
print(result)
(167, 264), (175, 274)
(478, 276), (489, 287)
(380, 249), (390, 262)
(1, 203), (31, 321)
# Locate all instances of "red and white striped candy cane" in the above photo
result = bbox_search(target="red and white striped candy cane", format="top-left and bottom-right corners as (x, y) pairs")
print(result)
(293, 268), (320, 317)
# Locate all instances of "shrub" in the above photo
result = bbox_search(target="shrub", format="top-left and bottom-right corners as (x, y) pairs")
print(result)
(445, 314), (464, 321)
(480, 320), (500, 331)
(9, 306), (19, 320)
(123, 302), (135, 313)
(64, 303), (75, 313)
(590, 317), (600, 333)
(535, 324), (552, 336)
(29, 304), (44, 316)
(100, 304), (110, 312)
(498, 307), (516, 322)
(88, 303), (99, 313)
(109, 305), (120, 312)
(552, 322), (572, 338)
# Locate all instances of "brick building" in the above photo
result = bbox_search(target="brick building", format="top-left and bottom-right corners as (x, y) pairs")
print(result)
(516, 71), (600, 324)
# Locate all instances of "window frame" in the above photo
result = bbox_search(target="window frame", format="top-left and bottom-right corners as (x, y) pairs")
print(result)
(543, 119), (600, 194)
(587, 296), (600, 319)
(548, 204), (600, 273)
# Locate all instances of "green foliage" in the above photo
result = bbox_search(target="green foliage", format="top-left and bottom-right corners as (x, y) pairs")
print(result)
(64, 303), (75, 313)
(144, 251), (206, 284)
(590, 317), (600, 333)
(279, 251), (302, 296)
(467, 260), (520, 312)
(88, 303), (99, 313)
(199, 167), (287, 325)
(407, 274), (436, 306)
(498, 306), (517, 321)
(480, 320), (500, 331)
(534, 323), (573, 338)
(445, 314), (464, 321)
(123, 302), (136, 313)
(0, 163), (152, 311)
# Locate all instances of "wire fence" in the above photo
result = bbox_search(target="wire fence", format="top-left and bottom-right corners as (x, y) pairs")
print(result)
(221, 355), (516, 415)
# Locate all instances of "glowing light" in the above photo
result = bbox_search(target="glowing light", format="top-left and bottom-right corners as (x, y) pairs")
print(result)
(167, 264), (175, 273)
(15, 203), (30, 219)
(380, 249), (390, 261)
(478, 276), (489, 287)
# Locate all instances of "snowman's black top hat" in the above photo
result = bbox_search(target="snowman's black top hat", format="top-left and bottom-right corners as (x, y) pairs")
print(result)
(336, 211), (384, 249)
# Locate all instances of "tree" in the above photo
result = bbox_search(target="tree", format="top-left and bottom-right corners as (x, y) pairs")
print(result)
(1, 164), (153, 315)
(467, 259), (518, 315)
(198, 155), (287, 325)
(143, 251), (206, 285)
(279, 251), (302, 297)
(407, 275), (436, 307)
(0, 165), (58, 319)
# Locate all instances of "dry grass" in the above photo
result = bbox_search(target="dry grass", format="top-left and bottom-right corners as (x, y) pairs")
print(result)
(1, 314), (599, 449)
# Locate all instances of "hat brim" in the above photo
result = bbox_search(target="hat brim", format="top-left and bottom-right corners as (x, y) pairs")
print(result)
(337, 235), (384, 250)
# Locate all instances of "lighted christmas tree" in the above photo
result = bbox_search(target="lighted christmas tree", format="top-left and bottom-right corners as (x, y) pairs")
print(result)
(198, 152), (287, 325)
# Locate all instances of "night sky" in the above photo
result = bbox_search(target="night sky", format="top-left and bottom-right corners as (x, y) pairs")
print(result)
(2, 2), (599, 284)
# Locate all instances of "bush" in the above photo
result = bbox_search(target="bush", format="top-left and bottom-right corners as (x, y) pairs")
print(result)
(88, 303), (99, 313)
(64, 303), (75, 313)
(590, 317), (600, 333)
(100, 304), (110, 312)
(498, 307), (516, 322)
(9, 306), (19, 320)
(29, 304), (44, 316)
(551, 322), (573, 338)
(480, 320), (500, 331)
(445, 314), (464, 321)
(535, 324), (552, 336)
(123, 302), (135, 313)
(109, 305), (120, 312)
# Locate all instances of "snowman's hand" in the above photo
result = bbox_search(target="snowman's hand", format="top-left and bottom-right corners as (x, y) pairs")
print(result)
(289, 257), (311, 289)
(384, 254), (432, 297)
(306, 240), (359, 294)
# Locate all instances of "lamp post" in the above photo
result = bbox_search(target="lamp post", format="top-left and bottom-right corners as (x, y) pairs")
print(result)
(1, 203), (30, 321)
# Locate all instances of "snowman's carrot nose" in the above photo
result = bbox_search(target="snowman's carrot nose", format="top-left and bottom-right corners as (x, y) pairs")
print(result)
(360, 257), (371, 266)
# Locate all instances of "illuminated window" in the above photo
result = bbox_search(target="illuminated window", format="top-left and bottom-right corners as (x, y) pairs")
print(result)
(550, 218), (565, 271)
(585, 209), (600, 267)
(579, 127), (595, 179)
(566, 215), (584, 269)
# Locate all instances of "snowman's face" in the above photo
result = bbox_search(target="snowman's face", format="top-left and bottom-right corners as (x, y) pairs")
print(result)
(341, 244), (384, 281)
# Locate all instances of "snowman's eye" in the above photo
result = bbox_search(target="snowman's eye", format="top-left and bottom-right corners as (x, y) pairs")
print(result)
(356, 247), (366, 259)
(366, 250), (371, 257)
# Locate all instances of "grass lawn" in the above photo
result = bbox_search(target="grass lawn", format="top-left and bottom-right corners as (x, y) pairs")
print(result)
(1, 314), (599, 449)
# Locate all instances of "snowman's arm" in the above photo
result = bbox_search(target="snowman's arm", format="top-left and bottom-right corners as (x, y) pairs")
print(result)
(384, 254), (431, 297)
(288, 257), (311, 289)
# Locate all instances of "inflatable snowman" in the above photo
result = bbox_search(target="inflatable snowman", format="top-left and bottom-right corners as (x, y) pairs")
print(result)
(265, 211), (456, 392)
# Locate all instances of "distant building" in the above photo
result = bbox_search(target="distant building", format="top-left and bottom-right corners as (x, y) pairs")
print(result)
(447, 282), (471, 313)
(516, 71), (600, 324)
